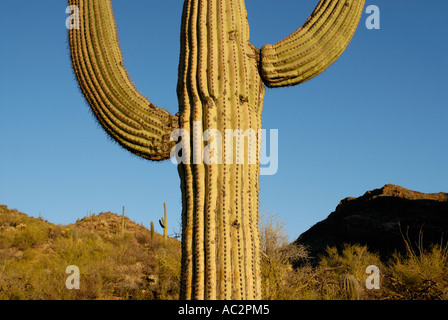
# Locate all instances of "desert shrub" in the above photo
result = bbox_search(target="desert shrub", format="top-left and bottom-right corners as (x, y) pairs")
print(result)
(317, 244), (384, 300)
(319, 244), (383, 279)
(260, 214), (309, 299)
(383, 229), (448, 300)
(153, 246), (181, 300)
(10, 224), (48, 250)
(0, 210), (50, 250)
(259, 216), (385, 300)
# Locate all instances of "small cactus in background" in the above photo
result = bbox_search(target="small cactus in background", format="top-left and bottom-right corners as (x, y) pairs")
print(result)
(159, 203), (168, 243)
(339, 273), (360, 300)
(68, 0), (365, 299)
(72, 228), (79, 242)
(150, 221), (155, 243)
(121, 206), (126, 237)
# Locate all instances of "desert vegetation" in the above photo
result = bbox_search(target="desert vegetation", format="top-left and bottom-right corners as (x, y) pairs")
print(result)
(0, 205), (181, 300)
(0, 205), (446, 300)
(259, 214), (448, 300)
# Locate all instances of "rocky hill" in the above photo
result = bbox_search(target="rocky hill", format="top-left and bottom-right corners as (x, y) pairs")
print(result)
(0, 205), (181, 300)
(295, 184), (448, 261)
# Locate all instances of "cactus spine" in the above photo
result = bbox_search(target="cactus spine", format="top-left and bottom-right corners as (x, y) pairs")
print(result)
(159, 202), (168, 243)
(68, 0), (364, 300)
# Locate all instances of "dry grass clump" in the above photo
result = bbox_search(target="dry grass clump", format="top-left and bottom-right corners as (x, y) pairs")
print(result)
(260, 214), (308, 299)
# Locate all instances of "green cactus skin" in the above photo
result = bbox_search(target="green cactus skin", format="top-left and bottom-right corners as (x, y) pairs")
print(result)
(260, 0), (365, 88)
(68, 0), (365, 300)
(159, 202), (168, 243)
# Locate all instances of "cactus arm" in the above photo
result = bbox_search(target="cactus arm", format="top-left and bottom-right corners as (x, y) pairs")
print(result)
(259, 0), (365, 88)
(68, 0), (178, 161)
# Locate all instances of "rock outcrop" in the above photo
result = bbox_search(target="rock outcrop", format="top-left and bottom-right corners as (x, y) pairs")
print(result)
(295, 184), (448, 261)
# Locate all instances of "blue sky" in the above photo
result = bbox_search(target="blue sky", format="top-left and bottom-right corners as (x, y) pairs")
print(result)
(1, 1), (447, 241)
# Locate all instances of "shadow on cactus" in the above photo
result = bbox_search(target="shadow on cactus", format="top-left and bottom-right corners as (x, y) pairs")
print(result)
(67, 0), (365, 300)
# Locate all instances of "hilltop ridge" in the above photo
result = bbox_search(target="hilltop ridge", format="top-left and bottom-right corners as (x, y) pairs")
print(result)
(296, 184), (448, 260)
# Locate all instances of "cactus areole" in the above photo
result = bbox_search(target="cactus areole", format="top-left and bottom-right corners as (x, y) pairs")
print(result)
(68, 0), (365, 299)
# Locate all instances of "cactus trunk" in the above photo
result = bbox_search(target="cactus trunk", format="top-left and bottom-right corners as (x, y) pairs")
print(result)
(177, 0), (264, 300)
(122, 206), (126, 237)
(68, 0), (364, 301)
(150, 221), (155, 242)
(159, 202), (168, 244)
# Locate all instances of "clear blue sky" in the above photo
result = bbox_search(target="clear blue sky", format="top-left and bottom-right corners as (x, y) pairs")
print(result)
(1, 1), (447, 241)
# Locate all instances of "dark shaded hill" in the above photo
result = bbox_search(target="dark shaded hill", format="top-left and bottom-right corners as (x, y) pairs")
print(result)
(295, 184), (448, 261)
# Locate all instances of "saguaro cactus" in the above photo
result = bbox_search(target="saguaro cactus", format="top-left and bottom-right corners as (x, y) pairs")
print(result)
(121, 206), (126, 237)
(68, 0), (364, 299)
(159, 202), (168, 243)
(339, 273), (360, 300)
(150, 221), (155, 243)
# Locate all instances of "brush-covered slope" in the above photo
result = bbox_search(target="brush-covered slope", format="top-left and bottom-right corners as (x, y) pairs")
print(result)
(0, 205), (180, 300)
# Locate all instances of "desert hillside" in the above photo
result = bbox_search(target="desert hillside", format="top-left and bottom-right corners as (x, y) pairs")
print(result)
(0, 205), (181, 300)
(1, 183), (447, 300)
